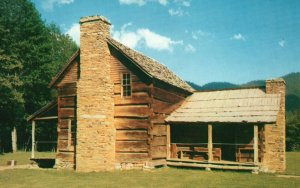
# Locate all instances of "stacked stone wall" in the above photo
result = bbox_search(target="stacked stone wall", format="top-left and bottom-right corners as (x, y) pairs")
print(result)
(76, 16), (115, 172)
(262, 79), (286, 172)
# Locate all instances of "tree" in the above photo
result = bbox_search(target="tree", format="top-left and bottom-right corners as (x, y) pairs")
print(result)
(0, 0), (77, 152)
(286, 110), (300, 151)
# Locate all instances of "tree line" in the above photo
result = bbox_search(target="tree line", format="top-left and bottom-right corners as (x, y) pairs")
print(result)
(0, 0), (78, 152)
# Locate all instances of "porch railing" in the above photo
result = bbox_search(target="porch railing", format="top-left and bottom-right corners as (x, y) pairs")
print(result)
(171, 143), (257, 163)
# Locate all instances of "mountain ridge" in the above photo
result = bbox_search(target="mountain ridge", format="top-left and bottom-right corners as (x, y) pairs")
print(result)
(187, 72), (300, 112)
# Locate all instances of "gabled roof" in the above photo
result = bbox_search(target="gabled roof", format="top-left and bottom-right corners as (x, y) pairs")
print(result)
(166, 87), (281, 123)
(107, 37), (194, 93)
(27, 100), (57, 121)
(48, 49), (80, 88)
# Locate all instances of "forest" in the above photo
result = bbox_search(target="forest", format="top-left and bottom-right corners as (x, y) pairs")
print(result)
(0, 0), (78, 152)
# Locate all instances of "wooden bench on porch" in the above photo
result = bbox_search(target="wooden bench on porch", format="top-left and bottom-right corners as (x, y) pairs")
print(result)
(171, 143), (222, 161)
(236, 144), (261, 162)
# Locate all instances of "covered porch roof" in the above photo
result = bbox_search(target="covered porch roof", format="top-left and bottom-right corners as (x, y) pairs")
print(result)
(166, 87), (281, 124)
(27, 100), (58, 121)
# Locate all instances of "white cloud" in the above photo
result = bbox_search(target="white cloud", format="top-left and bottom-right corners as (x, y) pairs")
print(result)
(278, 40), (285, 47)
(41, 0), (74, 11)
(185, 44), (196, 53)
(168, 8), (185, 16)
(174, 0), (191, 7)
(230, 33), (246, 41)
(66, 23), (80, 45)
(112, 23), (141, 48)
(119, 0), (146, 6)
(112, 23), (182, 51)
(158, 0), (168, 5)
(64, 22), (183, 51)
(192, 30), (213, 40)
(137, 29), (183, 51)
(119, 0), (167, 6)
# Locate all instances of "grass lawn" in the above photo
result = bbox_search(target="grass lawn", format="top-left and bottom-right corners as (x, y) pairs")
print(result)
(0, 152), (299, 188)
(0, 151), (55, 166)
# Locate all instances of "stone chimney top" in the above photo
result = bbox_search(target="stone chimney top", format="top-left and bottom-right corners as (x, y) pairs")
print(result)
(80, 15), (111, 25)
(266, 78), (286, 85)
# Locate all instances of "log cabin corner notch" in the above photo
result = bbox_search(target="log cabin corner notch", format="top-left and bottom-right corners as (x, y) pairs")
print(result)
(27, 15), (286, 173)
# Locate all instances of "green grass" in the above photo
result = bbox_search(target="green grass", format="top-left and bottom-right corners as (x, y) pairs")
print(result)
(0, 151), (55, 166)
(285, 152), (300, 175)
(0, 152), (299, 188)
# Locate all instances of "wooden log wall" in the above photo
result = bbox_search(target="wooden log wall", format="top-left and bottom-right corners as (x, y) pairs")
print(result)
(56, 61), (78, 168)
(149, 86), (186, 164)
(111, 57), (151, 163)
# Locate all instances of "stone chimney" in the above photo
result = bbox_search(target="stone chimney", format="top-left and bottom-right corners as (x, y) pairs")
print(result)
(264, 78), (286, 172)
(76, 16), (115, 172)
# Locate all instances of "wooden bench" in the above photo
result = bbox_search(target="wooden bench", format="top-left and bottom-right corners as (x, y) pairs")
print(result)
(171, 144), (222, 161)
(236, 145), (255, 162)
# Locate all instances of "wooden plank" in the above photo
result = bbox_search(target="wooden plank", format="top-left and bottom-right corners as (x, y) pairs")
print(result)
(176, 106), (280, 113)
(116, 141), (148, 152)
(152, 99), (181, 114)
(114, 118), (149, 130)
(254, 125), (258, 164)
(166, 161), (259, 170)
(31, 121), (35, 158)
(57, 62), (78, 87)
(151, 125), (166, 136)
(60, 97), (76, 107)
(171, 111), (278, 117)
(58, 129), (68, 140)
(59, 119), (74, 129)
(35, 116), (58, 120)
(67, 119), (72, 148)
(148, 159), (167, 167)
(60, 108), (75, 118)
(167, 125), (170, 159)
(58, 140), (68, 150)
(58, 140), (74, 151)
(56, 152), (74, 162)
(114, 95), (150, 105)
(153, 87), (184, 104)
(152, 114), (166, 124)
(116, 153), (149, 162)
(151, 146), (167, 159)
(152, 136), (167, 146)
(110, 57), (139, 83)
(58, 85), (77, 96)
(114, 105), (149, 118)
(114, 82), (149, 94)
(208, 124), (213, 162)
(116, 130), (148, 141)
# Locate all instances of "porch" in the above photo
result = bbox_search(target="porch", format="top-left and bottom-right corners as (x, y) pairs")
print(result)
(165, 124), (261, 171)
(164, 88), (282, 171)
(27, 100), (58, 168)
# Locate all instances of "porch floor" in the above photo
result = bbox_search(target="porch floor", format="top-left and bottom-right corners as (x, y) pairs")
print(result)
(167, 158), (259, 171)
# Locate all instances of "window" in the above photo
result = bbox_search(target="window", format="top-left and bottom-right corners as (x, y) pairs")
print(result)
(122, 73), (131, 97)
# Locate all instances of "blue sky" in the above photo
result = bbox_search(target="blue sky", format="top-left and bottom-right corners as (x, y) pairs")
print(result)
(31, 0), (300, 85)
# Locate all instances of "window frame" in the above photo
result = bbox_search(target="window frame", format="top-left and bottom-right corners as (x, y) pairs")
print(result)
(121, 72), (132, 98)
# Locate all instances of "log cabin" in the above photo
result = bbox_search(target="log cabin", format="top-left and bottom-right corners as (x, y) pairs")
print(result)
(27, 15), (286, 173)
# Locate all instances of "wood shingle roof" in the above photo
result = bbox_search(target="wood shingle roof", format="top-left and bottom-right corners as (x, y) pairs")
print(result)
(166, 87), (281, 123)
(107, 37), (194, 93)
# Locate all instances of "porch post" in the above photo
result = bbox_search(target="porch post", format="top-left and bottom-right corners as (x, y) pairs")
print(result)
(67, 119), (72, 148)
(208, 124), (213, 162)
(31, 120), (35, 158)
(166, 124), (171, 159)
(253, 125), (259, 164)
